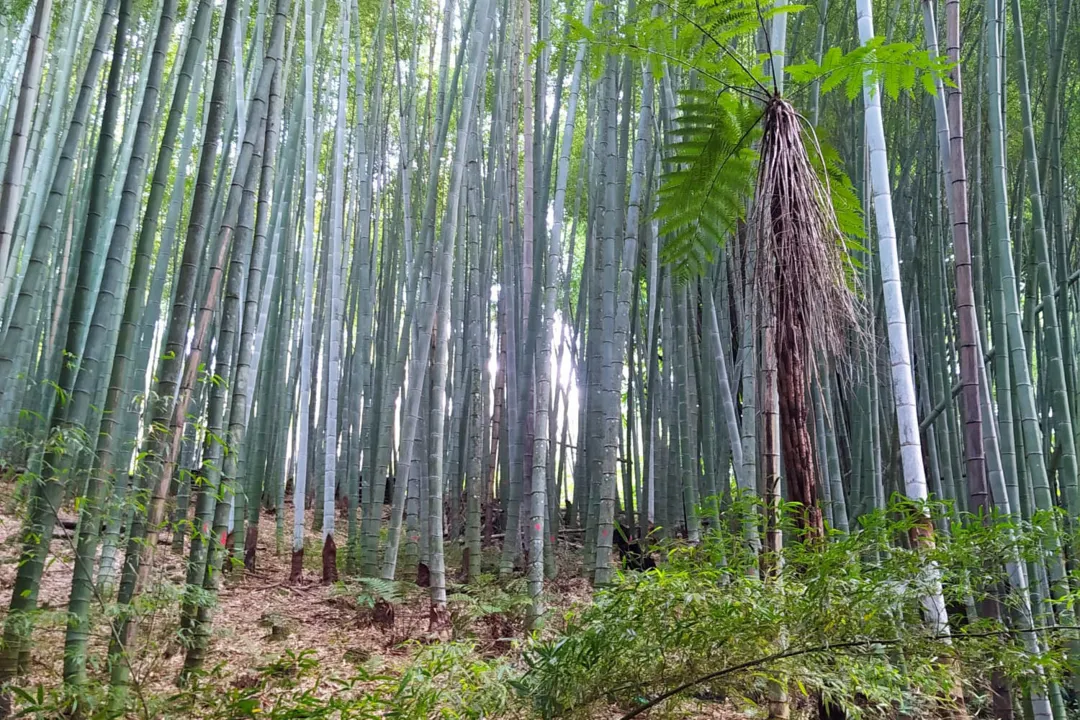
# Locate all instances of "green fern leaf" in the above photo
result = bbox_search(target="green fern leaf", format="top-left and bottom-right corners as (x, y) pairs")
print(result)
(656, 89), (762, 279)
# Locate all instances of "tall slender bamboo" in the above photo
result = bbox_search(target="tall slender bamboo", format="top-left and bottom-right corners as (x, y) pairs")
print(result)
(855, 0), (956, 644)
(62, 0), (180, 686)
(0, 0), (122, 700)
(0, 0), (51, 311)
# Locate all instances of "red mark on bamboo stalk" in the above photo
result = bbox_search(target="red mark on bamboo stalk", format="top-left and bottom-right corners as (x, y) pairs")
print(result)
(534, 523), (541, 531)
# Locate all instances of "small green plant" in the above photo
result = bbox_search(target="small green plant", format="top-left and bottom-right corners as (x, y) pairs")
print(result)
(165, 646), (517, 720)
(387, 643), (518, 720)
(448, 576), (533, 647)
(334, 576), (405, 610)
(164, 650), (389, 719)
(8, 682), (111, 720)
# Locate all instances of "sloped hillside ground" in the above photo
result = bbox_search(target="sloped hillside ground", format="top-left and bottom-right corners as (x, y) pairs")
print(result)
(0, 482), (749, 719)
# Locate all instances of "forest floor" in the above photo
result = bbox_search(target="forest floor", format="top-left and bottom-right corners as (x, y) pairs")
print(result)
(0, 479), (751, 720)
(0, 482), (749, 718)
(0, 494), (565, 689)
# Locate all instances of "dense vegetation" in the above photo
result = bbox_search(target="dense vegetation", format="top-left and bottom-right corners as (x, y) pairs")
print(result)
(0, 0), (1078, 714)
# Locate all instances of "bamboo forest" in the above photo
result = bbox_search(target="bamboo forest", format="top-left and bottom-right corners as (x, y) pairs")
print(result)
(3, 0), (1080, 713)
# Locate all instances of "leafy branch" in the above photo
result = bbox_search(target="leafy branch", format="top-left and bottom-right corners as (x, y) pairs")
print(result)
(615, 625), (1079, 719)
(785, 38), (956, 100)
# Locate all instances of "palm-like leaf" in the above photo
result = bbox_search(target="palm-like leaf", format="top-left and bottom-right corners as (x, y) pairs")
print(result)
(656, 89), (762, 279)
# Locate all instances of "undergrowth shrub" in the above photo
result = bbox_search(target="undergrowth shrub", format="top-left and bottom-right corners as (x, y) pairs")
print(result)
(162, 650), (387, 719)
(516, 496), (1065, 719)
(170, 645), (517, 720)
(447, 576), (532, 650)
(387, 643), (519, 719)
(12, 647), (515, 720)
(10, 498), (1066, 720)
(333, 576), (409, 611)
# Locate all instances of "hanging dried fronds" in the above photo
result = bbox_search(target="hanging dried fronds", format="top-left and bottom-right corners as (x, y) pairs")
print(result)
(753, 97), (860, 537)
(752, 97), (858, 363)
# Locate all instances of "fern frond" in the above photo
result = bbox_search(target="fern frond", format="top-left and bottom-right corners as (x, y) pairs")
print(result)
(803, 129), (865, 243)
(656, 90), (762, 280)
(354, 577), (402, 604)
